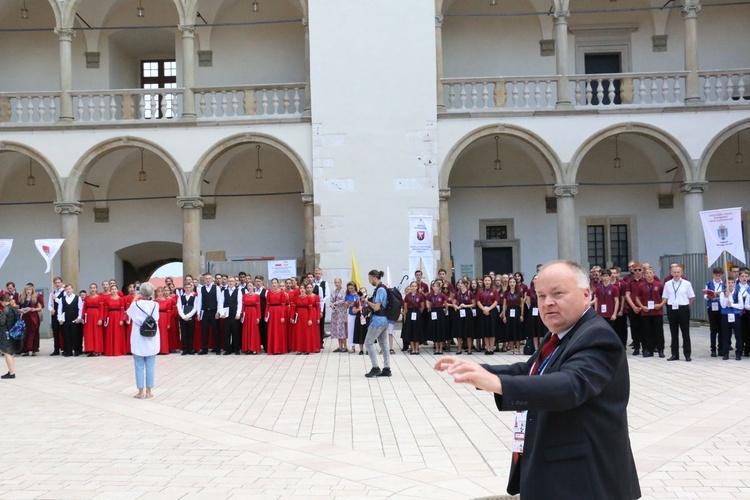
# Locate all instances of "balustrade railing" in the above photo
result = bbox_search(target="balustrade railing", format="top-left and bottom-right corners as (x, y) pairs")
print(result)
(194, 83), (306, 118)
(699, 71), (750, 103)
(72, 89), (183, 122)
(442, 77), (558, 110)
(0, 92), (60, 123)
(568, 72), (687, 107)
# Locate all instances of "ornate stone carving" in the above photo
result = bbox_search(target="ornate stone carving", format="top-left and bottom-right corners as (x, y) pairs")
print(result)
(439, 188), (451, 201)
(177, 196), (204, 209)
(301, 193), (313, 205)
(178, 25), (196, 37)
(54, 202), (83, 215)
(435, 15), (444, 28)
(54, 28), (76, 41)
(554, 184), (578, 197)
(681, 3), (701, 19)
(681, 181), (706, 194)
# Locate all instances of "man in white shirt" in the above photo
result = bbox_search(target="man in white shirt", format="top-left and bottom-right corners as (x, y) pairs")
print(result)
(220, 276), (242, 355)
(57, 283), (83, 357)
(48, 276), (66, 356)
(661, 265), (696, 361)
(313, 268), (329, 348)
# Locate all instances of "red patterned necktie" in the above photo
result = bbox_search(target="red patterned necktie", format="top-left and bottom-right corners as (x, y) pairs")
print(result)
(513, 333), (561, 464)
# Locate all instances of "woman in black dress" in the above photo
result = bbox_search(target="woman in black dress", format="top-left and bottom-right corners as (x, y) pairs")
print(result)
(0, 293), (21, 379)
(402, 281), (426, 354)
(352, 287), (370, 354)
(476, 276), (499, 355)
(451, 279), (476, 354)
(502, 277), (525, 354)
(525, 274), (544, 352)
(426, 280), (450, 355)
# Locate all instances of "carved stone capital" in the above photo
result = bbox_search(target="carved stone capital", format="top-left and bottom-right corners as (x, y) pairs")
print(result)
(681, 181), (707, 194)
(554, 184), (578, 197)
(177, 196), (204, 209)
(439, 188), (451, 201)
(552, 10), (570, 22)
(54, 28), (76, 41)
(178, 25), (196, 37)
(54, 202), (83, 215)
(681, 3), (701, 18)
(302, 18), (309, 27)
(435, 15), (444, 28)
(301, 193), (313, 205)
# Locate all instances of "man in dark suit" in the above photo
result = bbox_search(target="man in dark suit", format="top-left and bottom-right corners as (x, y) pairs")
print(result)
(252, 275), (268, 352)
(435, 260), (640, 499)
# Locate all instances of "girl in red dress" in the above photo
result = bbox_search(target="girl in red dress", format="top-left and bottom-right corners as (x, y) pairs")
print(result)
(155, 286), (172, 354)
(82, 283), (104, 356)
(19, 284), (44, 356)
(302, 283), (321, 354)
(286, 279), (300, 350)
(167, 287), (181, 352)
(241, 289), (262, 354)
(123, 284), (136, 355)
(103, 285), (126, 356)
(291, 285), (310, 354)
(265, 279), (290, 354)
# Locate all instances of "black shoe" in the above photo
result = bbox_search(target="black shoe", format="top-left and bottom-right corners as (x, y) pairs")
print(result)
(377, 367), (392, 377)
(1, 372), (15, 379)
(632, 349), (640, 356)
(63, 352), (72, 357)
(198, 350), (208, 355)
(365, 367), (382, 378)
(51, 351), (60, 356)
(181, 351), (189, 356)
(718, 350), (724, 356)
(658, 351), (665, 358)
(723, 354), (729, 360)
(223, 351), (232, 355)
(667, 356), (679, 361)
(643, 352), (653, 358)
(711, 350), (717, 358)
(685, 356), (691, 362)
(74, 352), (80, 357)
(736, 354), (742, 361)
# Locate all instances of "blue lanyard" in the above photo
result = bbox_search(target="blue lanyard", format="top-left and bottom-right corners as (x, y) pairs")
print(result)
(534, 346), (560, 375)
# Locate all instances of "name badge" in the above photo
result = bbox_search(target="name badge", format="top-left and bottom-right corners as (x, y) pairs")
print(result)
(729, 313), (736, 323)
(459, 309), (466, 318)
(600, 304), (607, 314)
(496, 305), (501, 312)
(647, 300), (655, 310)
(712, 302), (719, 312)
(410, 312), (417, 321)
(431, 311), (437, 320)
(510, 309), (516, 318)
(512, 411), (527, 453)
(472, 308), (477, 317)
(672, 303), (679, 310)
(532, 307), (538, 317)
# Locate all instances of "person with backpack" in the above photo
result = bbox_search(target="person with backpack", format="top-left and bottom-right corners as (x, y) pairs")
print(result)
(363, 270), (393, 378)
(0, 293), (22, 379)
(127, 282), (160, 399)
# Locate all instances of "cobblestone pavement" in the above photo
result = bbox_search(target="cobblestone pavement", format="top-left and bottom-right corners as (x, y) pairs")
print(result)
(1, 326), (749, 499)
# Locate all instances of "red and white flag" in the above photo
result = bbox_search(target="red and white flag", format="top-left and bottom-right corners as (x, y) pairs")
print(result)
(0, 240), (13, 270)
(35, 238), (65, 273)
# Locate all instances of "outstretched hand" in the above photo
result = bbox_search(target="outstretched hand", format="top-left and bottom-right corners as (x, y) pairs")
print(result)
(434, 356), (503, 394)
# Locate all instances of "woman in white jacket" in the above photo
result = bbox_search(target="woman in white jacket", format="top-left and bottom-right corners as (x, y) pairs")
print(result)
(127, 282), (160, 399)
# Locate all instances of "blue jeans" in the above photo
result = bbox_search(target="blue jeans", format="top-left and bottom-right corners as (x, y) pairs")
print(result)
(365, 323), (391, 370)
(133, 355), (156, 389)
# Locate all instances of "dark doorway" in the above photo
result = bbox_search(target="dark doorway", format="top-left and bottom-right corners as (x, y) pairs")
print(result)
(584, 53), (622, 105)
(482, 247), (513, 275)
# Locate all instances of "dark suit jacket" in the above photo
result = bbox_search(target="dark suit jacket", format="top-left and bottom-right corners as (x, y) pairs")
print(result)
(483, 308), (641, 500)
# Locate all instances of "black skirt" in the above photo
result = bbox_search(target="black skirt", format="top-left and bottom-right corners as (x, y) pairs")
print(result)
(353, 312), (369, 345)
(401, 308), (425, 343)
(452, 307), (475, 339)
(426, 308), (450, 342)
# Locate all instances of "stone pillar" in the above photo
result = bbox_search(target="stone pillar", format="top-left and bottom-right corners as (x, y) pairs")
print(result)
(177, 197), (203, 278)
(554, 184), (578, 261)
(553, 2), (572, 109)
(179, 25), (197, 118)
(682, 0), (701, 104)
(439, 188), (452, 279)
(303, 18), (311, 115)
(54, 202), (83, 288)
(55, 28), (75, 122)
(302, 193), (315, 272)
(435, 15), (445, 112)
(682, 181), (706, 253)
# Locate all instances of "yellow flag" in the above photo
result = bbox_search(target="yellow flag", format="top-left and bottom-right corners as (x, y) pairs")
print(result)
(351, 249), (363, 290)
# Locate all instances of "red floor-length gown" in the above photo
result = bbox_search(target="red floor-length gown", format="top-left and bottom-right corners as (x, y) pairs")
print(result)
(20, 294), (44, 354)
(287, 288), (300, 350)
(169, 294), (181, 351)
(83, 294), (104, 354)
(103, 295), (126, 356)
(265, 289), (290, 354)
(290, 293), (310, 352)
(155, 298), (172, 354)
(302, 294), (321, 353)
(123, 294), (135, 354)
(241, 292), (262, 353)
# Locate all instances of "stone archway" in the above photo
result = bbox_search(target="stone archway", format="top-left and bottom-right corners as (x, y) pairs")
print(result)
(116, 241), (182, 286)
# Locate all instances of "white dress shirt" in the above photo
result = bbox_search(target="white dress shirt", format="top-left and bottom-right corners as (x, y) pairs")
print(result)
(661, 278), (695, 306)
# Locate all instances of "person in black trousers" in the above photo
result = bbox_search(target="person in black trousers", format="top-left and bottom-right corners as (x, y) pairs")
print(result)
(48, 277), (65, 355)
(252, 276), (268, 352)
(178, 282), (198, 354)
(221, 276), (242, 355)
(57, 284), (83, 357)
(198, 273), (221, 355)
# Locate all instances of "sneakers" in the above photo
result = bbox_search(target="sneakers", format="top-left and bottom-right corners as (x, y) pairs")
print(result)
(1, 372), (15, 379)
(377, 367), (392, 377)
(365, 367), (382, 378)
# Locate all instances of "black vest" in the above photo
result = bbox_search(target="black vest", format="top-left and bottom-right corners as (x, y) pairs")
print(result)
(181, 294), (195, 315)
(201, 285), (217, 310)
(224, 288), (239, 316)
(62, 295), (79, 323)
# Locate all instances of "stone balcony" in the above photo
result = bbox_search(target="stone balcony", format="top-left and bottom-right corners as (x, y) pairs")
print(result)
(441, 69), (750, 114)
(0, 82), (308, 126)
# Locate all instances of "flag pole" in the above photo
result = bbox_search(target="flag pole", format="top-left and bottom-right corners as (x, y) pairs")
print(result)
(722, 250), (728, 278)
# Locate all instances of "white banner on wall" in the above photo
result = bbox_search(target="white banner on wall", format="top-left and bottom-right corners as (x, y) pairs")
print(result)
(267, 259), (297, 281)
(699, 207), (745, 266)
(408, 215), (434, 281)
(0, 240), (12, 271)
(35, 238), (65, 273)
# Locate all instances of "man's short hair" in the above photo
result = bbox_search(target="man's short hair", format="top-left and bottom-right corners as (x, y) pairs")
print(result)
(712, 267), (724, 275)
(539, 260), (590, 290)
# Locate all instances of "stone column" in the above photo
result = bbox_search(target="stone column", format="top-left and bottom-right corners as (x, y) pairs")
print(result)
(435, 15), (445, 112)
(303, 18), (311, 115)
(681, 181), (706, 253)
(54, 202), (83, 288)
(554, 184), (578, 261)
(178, 25), (197, 118)
(682, 1), (701, 104)
(55, 28), (75, 122)
(439, 188), (452, 279)
(302, 193), (315, 271)
(553, 2), (572, 108)
(177, 197), (203, 278)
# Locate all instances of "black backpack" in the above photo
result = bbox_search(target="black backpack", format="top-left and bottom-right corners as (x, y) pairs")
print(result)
(375, 284), (403, 322)
(137, 302), (158, 337)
